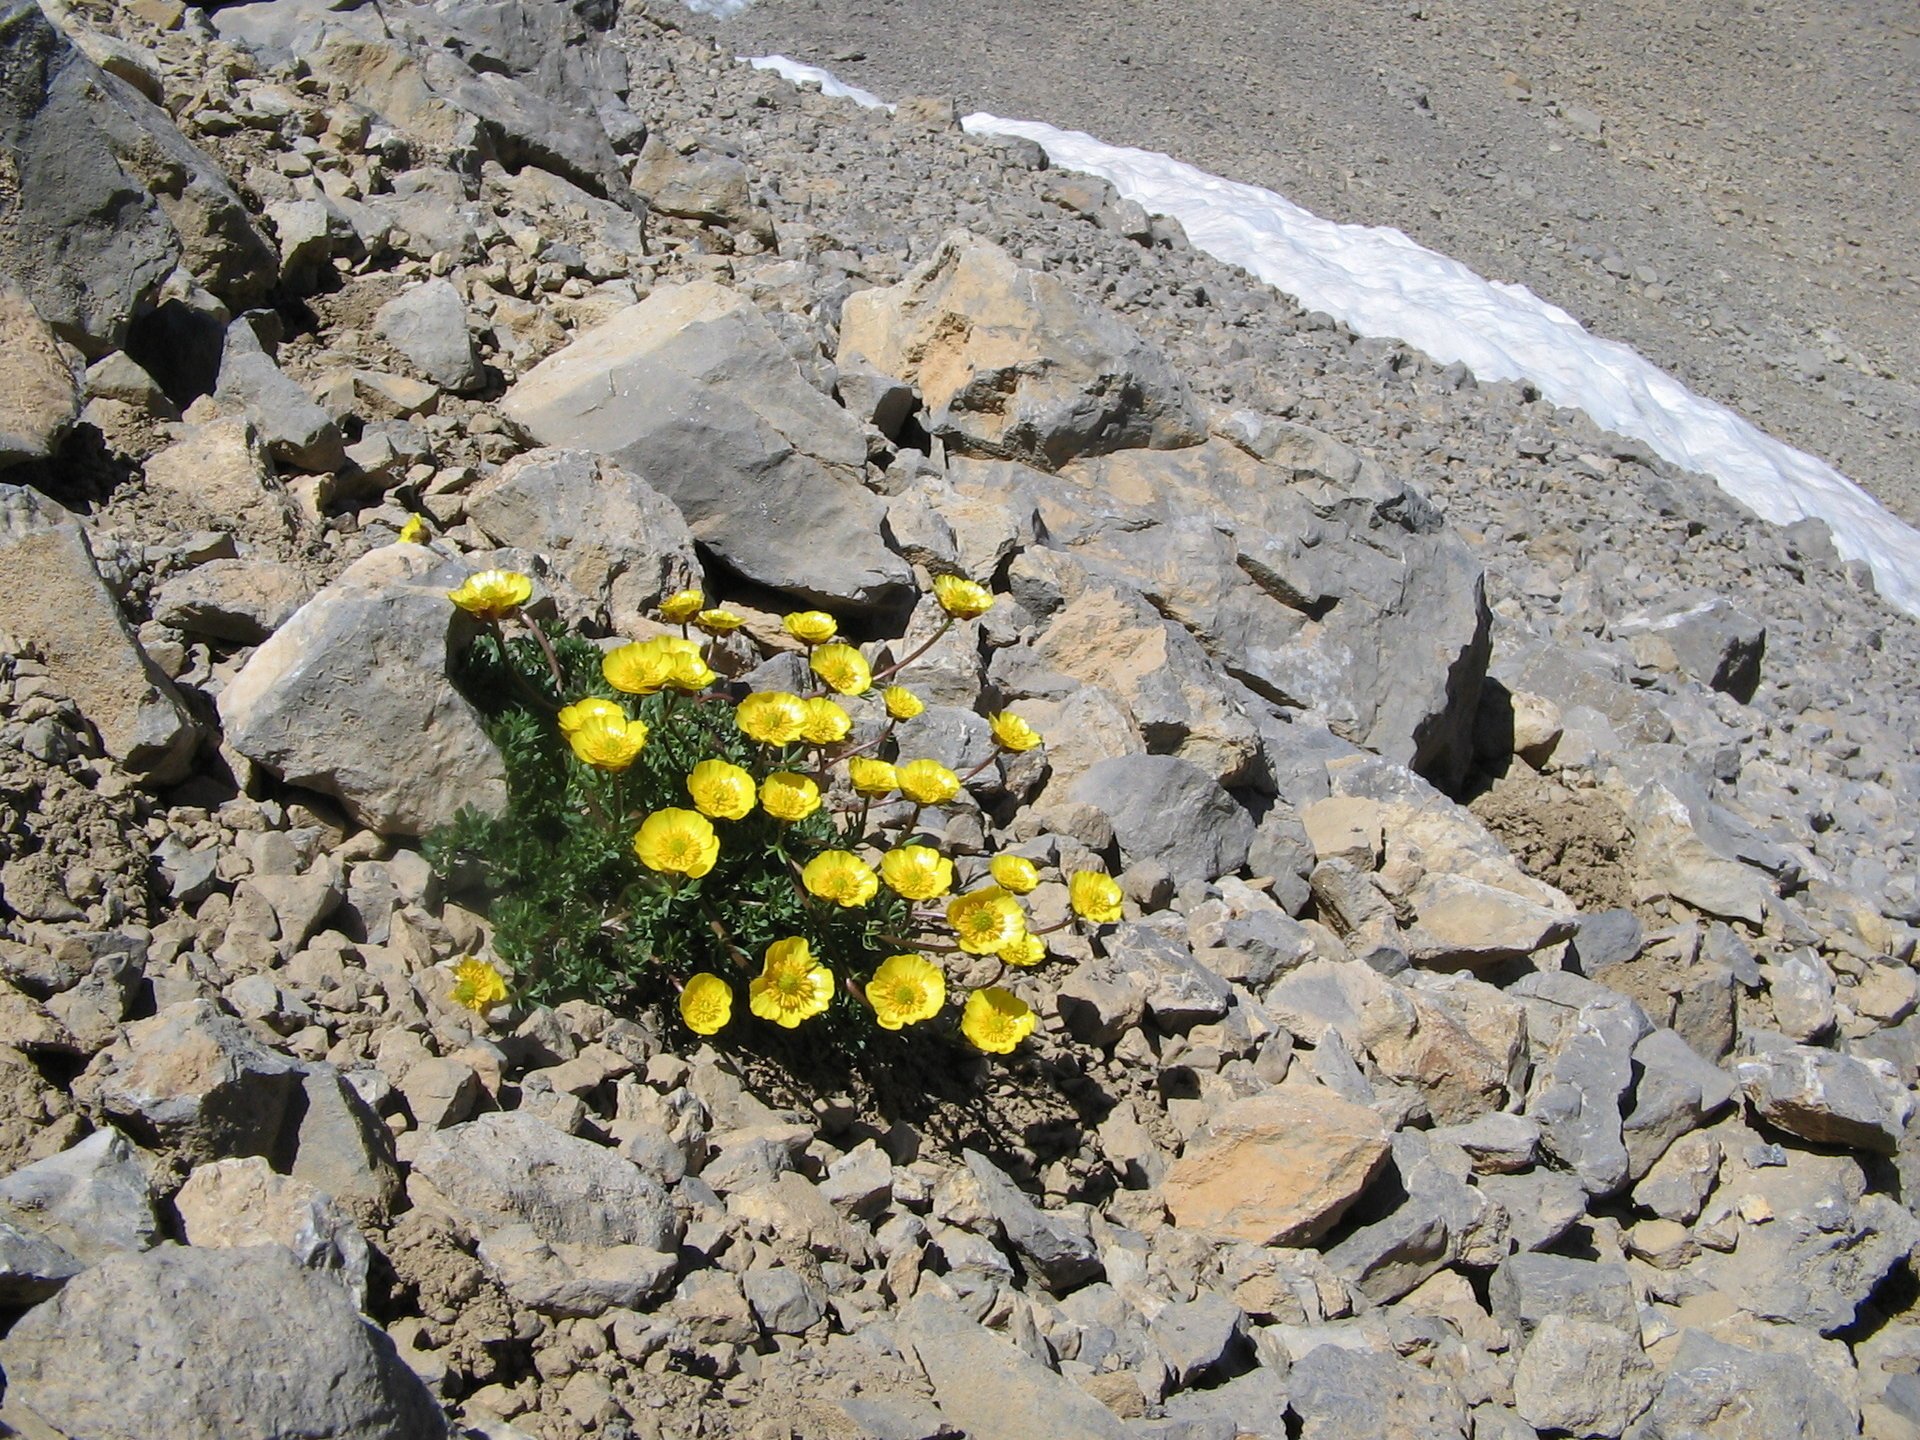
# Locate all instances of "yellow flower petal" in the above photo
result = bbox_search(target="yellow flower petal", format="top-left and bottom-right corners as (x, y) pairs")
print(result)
(799, 696), (853, 746)
(760, 771), (821, 822)
(736, 691), (810, 745)
(989, 854), (1041, 895)
(879, 845), (953, 902)
(556, 697), (626, 737)
(447, 569), (533, 620)
(896, 758), (960, 806)
(694, 608), (745, 634)
(748, 938), (835, 1028)
(882, 686), (924, 721)
(989, 711), (1043, 753)
(604, 638), (676, 696)
(1070, 870), (1124, 925)
(932, 574), (993, 620)
(659, 589), (706, 623)
(784, 610), (838, 645)
(687, 759), (756, 820)
(847, 757), (898, 798)
(566, 710), (648, 771)
(866, 954), (945, 1030)
(679, 973), (732, 1035)
(961, 986), (1034, 1053)
(801, 850), (879, 908)
(450, 957), (509, 1016)
(397, 515), (428, 544)
(809, 643), (873, 697)
(633, 808), (721, 879)
(998, 931), (1048, 967)
(945, 886), (1027, 955)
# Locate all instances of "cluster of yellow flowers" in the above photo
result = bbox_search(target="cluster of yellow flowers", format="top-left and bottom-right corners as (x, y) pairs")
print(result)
(447, 572), (1128, 1054)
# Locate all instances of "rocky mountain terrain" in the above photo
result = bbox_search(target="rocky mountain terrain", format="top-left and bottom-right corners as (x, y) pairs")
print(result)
(708, 0), (1920, 526)
(1, 0), (1919, 1437)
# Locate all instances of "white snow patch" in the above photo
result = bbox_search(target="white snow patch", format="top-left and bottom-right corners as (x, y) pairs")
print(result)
(743, 55), (1920, 616)
(681, 0), (757, 18)
(747, 55), (893, 113)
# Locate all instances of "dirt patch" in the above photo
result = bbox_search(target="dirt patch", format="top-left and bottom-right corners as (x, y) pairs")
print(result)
(1469, 766), (1636, 914)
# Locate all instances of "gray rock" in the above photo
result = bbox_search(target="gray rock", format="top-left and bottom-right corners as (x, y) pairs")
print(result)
(1148, 1292), (1250, 1387)
(840, 232), (1207, 471)
(174, 1156), (371, 1308)
(1474, 1170), (1588, 1253)
(1067, 754), (1253, 884)
(0, 1127), (160, 1262)
(464, 447), (700, 634)
(0, 1245), (446, 1440)
(1524, 984), (1654, 1195)
(0, 281), (80, 468)
(1106, 923), (1233, 1030)
(1765, 951), (1836, 1043)
(72, 1000), (302, 1167)
(896, 1291), (1133, 1440)
(286, 1065), (404, 1226)
(742, 1265), (828, 1335)
(1615, 596), (1765, 703)
(1428, 1112), (1540, 1174)
(0, 486), (201, 782)
(1324, 1131), (1490, 1302)
(630, 135), (772, 240)
(215, 321), (346, 473)
(1572, 908), (1644, 971)
(476, 1223), (675, 1317)
(1635, 1329), (1854, 1439)
(1285, 1342), (1469, 1439)
(218, 545), (508, 837)
(1631, 1131), (1720, 1223)
(503, 281), (911, 612)
(408, 1109), (680, 1251)
(1512, 1315), (1655, 1438)
(962, 1150), (1101, 1293)
(1054, 948), (1151, 1047)
(374, 279), (485, 394)
(1735, 1043), (1912, 1153)
(0, 1219), (83, 1305)
(152, 557), (313, 645)
(1488, 1253), (1637, 1346)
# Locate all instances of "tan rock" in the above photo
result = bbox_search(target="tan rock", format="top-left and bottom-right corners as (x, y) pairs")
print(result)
(1302, 796), (1384, 868)
(143, 417), (299, 540)
(1162, 1086), (1390, 1245)
(839, 231), (1206, 470)
(0, 284), (79, 469)
(174, 1155), (368, 1301)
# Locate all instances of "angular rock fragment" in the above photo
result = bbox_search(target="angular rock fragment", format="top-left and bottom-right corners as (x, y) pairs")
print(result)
(963, 1149), (1101, 1293)
(1067, 754), (1253, 884)
(219, 545), (508, 837)
(0, 282), (80, 469)
(0, 1127), (159, 1262)
(503, 281), (910, 611)
(374, 278), (485, 394)
(1735, 1043), (1912, 1153)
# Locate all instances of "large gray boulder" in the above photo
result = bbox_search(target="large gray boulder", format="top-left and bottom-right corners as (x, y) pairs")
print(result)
(839, 232), (1207, 470)
(1067, 753), (1253, 884)
(0, 1246), (445, 1440)
(373, 278), (485, 394)
(0, 485), (201, 782)
(218, 544), (508, 837)
(464, 448), (700, 633)
(503, 282), (912, 612)
(1637, 1330), (1855, 1439)
(0, 1127), (161, 1263)
(0, 0), (273, 355)
(215, 320), (346, 473)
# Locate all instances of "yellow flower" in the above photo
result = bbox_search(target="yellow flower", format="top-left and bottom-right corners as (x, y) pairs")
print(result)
(556, 697), (626, 737)
(989, 711), (1043, 753)
(933, 574), (993, 620)
(784, 610), (838, 645)
(749, 937), (835, 1028)
(633, 808), (720, 879)
(450, 957), (509, 1015)
(397, 515), (428, 544)
(946, 886), (1027, 955)
(883, 686), (924, 721)
(867, 955), (945, 1030)
(990, 854), (1041, 895)
(809, 643), (873, 696)
(695, 608), (745, 635)
(604, 638), (676, 695)
(1070, 870), (1124, 925)
(800, 696), (853, 745)
(998, 931), (1048, 967)
(659, 589), (705, 623)
(802, 850), (879, 908)
(566, 710), (648, 771)
(687, 759), (756, 820)
(961, 987), (1034, 1053)
(760, 771), (821, 822)
(679, 973), (732, 1035)
(880, 845), (953, 901)
(447, 569), (533, 620)
(736, 691), (809, 745)
(663, 638), (717, 692)
(847, 757), (898, 798)
(896, 759), (961, 806)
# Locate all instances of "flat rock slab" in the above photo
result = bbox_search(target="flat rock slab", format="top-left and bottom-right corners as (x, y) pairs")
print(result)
(0, 282), (80, 468)
(502, 281), (911, 612)
(0, 1245), (445, 1440)
(1163, 1086), (1391, 1245)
